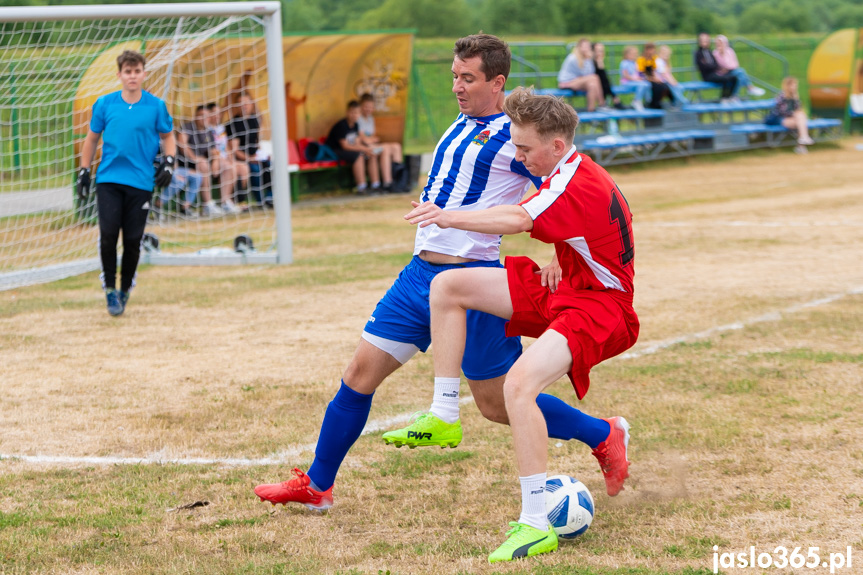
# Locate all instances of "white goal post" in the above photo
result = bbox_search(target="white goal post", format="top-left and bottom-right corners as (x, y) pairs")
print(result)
(0, 2), (292, 291)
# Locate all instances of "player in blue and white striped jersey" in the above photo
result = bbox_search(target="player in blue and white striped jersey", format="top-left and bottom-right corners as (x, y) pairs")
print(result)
(254, 35), (612, 512)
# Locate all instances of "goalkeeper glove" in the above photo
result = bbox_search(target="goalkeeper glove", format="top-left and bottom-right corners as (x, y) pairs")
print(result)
(154, 155), (175, 188)
(76, 167), (91, 203)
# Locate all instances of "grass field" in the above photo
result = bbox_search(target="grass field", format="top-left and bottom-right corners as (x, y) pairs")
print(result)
(1, 140), (862, 574)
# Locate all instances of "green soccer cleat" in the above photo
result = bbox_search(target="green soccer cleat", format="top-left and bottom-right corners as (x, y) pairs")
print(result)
(381, 412), (462, 448)
(488, 522), (558, 564)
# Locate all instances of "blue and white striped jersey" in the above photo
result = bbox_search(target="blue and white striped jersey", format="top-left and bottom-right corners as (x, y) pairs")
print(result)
(415, 112), (542, 261)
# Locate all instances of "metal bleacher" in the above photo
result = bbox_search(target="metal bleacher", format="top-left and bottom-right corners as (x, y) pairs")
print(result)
(508, 38), (843, 166)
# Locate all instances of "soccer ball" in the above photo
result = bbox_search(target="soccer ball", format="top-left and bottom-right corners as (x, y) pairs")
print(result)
(545, 475), (594, 539)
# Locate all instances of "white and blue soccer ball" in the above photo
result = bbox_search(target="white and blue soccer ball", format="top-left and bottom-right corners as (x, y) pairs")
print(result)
(545, 474), (595, 539)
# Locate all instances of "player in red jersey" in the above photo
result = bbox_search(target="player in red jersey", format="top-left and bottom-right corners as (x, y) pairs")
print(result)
(403, 87), (639, 563)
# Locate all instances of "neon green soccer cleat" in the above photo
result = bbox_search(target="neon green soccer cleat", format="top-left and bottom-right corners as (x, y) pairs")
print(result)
(488, 522), (558, 564)
(381, 412), (462, 448)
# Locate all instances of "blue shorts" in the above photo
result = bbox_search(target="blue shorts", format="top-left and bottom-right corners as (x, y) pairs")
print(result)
(364, 255), (522, 380)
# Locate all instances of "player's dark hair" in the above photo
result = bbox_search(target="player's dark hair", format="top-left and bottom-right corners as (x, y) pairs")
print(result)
(359, 93), (374, 104)
(194, 105), (205, 115)
(453, 33), (510, 82)
(116, 50), (146, 71)
(346, 100), (360, 110)
(206, 102), (218, 111)
(504, 86), (579, 141)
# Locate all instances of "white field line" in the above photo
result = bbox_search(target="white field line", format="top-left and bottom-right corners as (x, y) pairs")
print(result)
(2, 287), (862, 468)
(640, 220), (863, 228)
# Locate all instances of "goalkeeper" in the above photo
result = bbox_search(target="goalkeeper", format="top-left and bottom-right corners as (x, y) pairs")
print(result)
(78, 50), (176, 316)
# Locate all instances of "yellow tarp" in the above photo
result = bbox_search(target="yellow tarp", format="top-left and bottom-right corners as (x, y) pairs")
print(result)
(808, 28), (861, 111)
(73, 32), (413, 145)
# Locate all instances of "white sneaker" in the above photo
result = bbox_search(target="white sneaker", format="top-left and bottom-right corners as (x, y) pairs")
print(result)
(201, 203), (224, 217)
(222, 200), (243, 214)
(632, 100), (644, 111)
(748, 86), (766, 97)
(797, 136), (814, 146)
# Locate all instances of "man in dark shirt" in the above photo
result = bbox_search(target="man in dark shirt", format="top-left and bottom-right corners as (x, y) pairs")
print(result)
(326, 100), (386, 194)
(226, 92), (271, 205)
(693, 33), (737, 100)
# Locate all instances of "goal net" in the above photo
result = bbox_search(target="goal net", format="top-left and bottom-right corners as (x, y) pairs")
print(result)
(0, 2), (291, 291)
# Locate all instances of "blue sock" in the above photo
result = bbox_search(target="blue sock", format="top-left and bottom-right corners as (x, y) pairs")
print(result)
(307, 380), (374, 491)
(536, 393), (610, 449)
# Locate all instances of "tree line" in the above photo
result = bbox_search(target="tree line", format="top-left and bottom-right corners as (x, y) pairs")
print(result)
(1, 0), (862, 36)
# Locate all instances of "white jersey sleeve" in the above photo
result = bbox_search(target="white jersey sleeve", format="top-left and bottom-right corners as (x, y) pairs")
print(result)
(414, 112), (540, 261)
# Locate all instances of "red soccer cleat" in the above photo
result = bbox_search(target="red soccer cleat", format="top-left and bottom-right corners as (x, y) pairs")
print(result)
(591, 416), (631, 496)
(254, 468), (334, 510)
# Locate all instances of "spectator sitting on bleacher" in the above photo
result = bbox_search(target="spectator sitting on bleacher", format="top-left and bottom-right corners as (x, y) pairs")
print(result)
(557, 38), (603, 112)
(713, 35), (766, 98)
(656, 45), (689, 106)
(592, 42), (626, 110)
(637, 43), (673, 109)
(764, 76), (814, 154)
(694, 33), (738, 103)
(326, 100), (391, 194)
(358, 92), (406, 193)
(619, 45), (651, 111)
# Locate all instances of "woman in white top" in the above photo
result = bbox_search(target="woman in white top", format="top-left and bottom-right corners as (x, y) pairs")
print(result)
(557, 38), (603, 112)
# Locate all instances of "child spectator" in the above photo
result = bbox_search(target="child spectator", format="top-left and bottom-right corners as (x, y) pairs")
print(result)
(655, 45), (689, 106)
(693, 33), (738, 102)
(178, 105), (223, 217)
(592, 42), (626, 110)
(357, 93), (406, 192)
(637, 43), (673, 109)
(713, 35), (766, 98)
(206, 102), (248, 213)
(764, 76), (814, 154)
(557, 38), (603, 112)
(326, 100), (390, 194)
(619, 45), (651, 111)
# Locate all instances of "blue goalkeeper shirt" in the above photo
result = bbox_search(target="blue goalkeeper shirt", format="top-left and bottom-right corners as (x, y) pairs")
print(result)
(89, 90), (173, 192)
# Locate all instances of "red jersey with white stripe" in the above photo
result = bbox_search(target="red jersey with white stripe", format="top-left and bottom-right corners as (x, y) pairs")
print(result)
(520, 148), (634, 297)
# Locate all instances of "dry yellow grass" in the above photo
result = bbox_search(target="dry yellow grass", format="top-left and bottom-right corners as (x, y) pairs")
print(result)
(1, 140), (862, 574)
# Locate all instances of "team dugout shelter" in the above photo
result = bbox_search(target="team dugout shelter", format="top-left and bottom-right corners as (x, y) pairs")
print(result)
(72, 31), (414, 165)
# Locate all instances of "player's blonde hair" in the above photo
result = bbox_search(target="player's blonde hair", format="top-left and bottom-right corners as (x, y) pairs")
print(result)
(503, 86), (579, 142)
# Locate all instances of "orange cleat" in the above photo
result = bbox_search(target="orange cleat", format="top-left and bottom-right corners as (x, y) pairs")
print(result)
(591, 416), (630, 496)
(254, 468), (333, 510)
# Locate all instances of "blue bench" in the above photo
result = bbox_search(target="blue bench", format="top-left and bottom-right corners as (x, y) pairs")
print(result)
(682, 99), (775, 123)
(580, 129), (715, 165)
(683, 100), (775, 114)
(729, 118), (842, 147)
(578, 109), (665, 122)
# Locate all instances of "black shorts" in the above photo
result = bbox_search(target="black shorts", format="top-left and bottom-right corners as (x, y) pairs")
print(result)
(335, 149), (362, 163)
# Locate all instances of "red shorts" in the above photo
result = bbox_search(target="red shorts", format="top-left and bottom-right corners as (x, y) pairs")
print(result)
(504, 256), (640, 399)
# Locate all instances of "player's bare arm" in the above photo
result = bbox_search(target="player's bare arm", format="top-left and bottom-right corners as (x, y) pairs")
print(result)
(160, 131), (177, 158)
(405, 200), (533, 235)
(80, 129), (101, 169)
